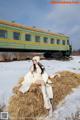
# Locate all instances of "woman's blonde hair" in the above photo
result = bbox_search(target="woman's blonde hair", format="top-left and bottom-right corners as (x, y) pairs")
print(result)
(32, 56), (40, 62)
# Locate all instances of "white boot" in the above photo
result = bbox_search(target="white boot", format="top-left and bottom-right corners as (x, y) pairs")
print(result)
(46, 84), (53, 99)
(48, 104), (53, 118)
(40, 85), (52, 109)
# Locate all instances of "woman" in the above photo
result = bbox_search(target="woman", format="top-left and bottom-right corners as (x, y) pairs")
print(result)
(19, 56), (53, 112)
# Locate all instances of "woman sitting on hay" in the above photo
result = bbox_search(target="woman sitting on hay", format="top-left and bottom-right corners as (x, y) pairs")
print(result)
(19, 56), (53, 113)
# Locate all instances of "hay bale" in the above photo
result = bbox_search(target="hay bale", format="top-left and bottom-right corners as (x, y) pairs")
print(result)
(8, 78), (48, 120)
(8, 71), (80, 120)
(51, 71), (80, 107)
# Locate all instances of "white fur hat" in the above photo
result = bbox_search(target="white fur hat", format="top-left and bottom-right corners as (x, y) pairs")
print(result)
(32, 56), (40, 62)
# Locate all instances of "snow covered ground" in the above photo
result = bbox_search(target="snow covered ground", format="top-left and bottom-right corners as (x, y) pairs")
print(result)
(0, 56), (80, 119)
(46, 86), (80, 120)
(0, 56), (80, 103)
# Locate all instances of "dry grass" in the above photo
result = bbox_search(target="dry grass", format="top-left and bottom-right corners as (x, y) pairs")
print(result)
(8, 71), (80, 120)
(0, 104), (6, 112)
(51, 71), (80, 107)
(8, 79), (47, 120)
(0, 105), (3, 112)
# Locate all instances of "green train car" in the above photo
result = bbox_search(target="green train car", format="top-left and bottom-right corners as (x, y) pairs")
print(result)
(0, 20), (72, 58)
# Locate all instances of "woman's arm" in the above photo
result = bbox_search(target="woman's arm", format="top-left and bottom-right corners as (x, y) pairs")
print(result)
(29, 66), (34, 73)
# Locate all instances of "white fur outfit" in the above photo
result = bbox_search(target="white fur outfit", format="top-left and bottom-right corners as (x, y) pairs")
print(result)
(19, 63), (53, 109)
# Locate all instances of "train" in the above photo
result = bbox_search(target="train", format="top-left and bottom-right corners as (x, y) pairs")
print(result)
(0, 20), (72, 58)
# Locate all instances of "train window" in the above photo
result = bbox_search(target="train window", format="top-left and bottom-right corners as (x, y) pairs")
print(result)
(43, 37), (48, 43)
(0, 30), (7, 38)
(50, 38), (54, 44)
(13, 32), (20, 40)
(25, 34), (31, 41)
(35, 36), (40, 42)
(57, 39), (60, 44)
(62, 40), (65, 45)
(67, 40), (69, 45)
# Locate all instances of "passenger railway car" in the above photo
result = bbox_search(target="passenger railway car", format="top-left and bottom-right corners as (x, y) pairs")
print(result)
(0, 20), (72, 58)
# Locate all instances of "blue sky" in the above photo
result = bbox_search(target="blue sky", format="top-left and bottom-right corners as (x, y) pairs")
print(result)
(0, 0), (80, 50)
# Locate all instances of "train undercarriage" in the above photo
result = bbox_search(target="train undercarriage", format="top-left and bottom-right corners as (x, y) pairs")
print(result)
(0, 47), (72, 61)
(44, 51), (71, 59)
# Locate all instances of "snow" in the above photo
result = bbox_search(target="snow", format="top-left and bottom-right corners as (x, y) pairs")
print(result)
(0, 56), (80, 103)
(45, 86), (80, 120)
(43, 56), (80, 75)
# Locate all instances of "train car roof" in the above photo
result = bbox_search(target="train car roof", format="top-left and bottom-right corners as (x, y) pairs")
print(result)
(0, 20), (69, 38)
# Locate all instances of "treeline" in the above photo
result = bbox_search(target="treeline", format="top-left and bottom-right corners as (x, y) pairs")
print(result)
(72, 49), (80, 56)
